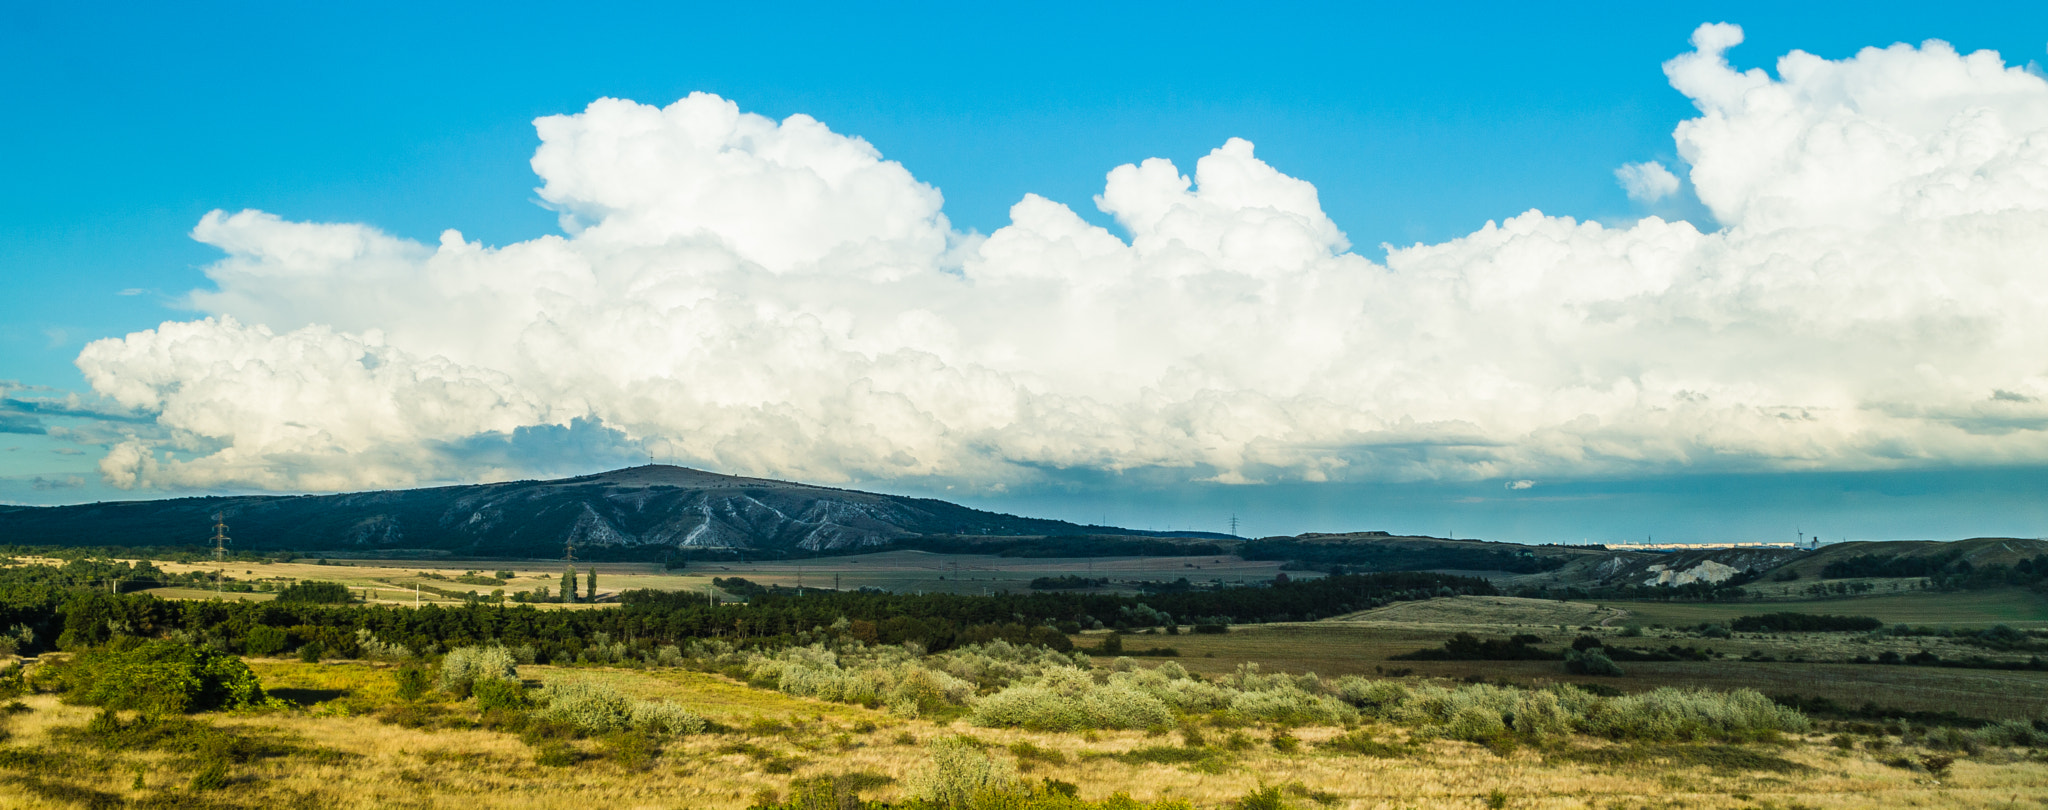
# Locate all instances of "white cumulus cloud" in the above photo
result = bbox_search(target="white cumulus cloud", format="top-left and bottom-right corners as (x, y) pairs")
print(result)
(73, 30), (2048, 493)
(1615, 161), (1680, 203)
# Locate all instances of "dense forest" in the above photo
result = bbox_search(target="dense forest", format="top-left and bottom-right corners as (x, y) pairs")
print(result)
(1821, 552), (2048, 591)
(882, 535), (1231, 558)
(1239, 538), (1566, 574)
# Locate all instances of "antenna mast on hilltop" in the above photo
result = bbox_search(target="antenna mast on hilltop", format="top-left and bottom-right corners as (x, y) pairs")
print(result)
(210, 512), (230, 598)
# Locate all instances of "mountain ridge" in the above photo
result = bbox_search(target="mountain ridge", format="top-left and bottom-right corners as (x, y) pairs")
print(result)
(0, 465), (1202, 558)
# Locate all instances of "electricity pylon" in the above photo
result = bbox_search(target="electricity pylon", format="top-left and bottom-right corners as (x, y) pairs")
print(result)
(210, 512), (230, 598)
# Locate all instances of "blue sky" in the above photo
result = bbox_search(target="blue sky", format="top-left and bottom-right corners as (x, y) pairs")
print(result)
(6, 2), (2048, 543)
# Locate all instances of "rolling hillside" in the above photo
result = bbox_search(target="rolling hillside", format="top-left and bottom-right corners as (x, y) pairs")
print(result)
(1770, 536), (2048, 579)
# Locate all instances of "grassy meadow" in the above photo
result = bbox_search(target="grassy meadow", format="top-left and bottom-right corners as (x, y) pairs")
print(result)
(1607, 587), (2048, 629)
(1, 653), (2043, 810)
(9, 552), (2046, 809)
(1141, 619), (2048, 720)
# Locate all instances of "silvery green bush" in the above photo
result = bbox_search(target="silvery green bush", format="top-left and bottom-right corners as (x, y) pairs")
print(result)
(535, 679), (635, 732)
(1579, 687), (1808, 741)
(969, 666), (1173, 731)
(536, 678), (708, 735)
(439, 645), (518, 696)
(908, 736), (1018, 808)
(355, 629), (413, 660)
(1226, 685), (1356, 726)
(631, 699), (709, 735)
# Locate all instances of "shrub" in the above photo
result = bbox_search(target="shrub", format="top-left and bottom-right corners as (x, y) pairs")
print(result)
(395, 665), (432, 701)
(603, 730), (661, 771)
(472, 677), (530, 713)
(533, 742), (579, 767)
(908, 736), (1018, 808)
(55, 640), (267, 714)
(630, 700), (708, 735)
(1974, 719), (2046, 748)
(1333, 677), (1411, 716)
(1228, 687), (1356, 726)
(355, 629), (412, 660)
(1319, 729), (1408, 757)
(1731, 614), (1883, 633)
(532, 678), (706, 735)
(1581, 688), (1808, 742)
(1511, 689), (1573, 741)
(889, 666), (961, 718)
(769, 773), (903, 810)
(296, 641), (324, 663)
(535, 679), (634, 733)
(1234, 785), (1287, 810)
(439, 645), (518, 697)
(1565, 648), (1623, 676)
(969, 672), (1175, 731)
(1444, 704), (1509, 744)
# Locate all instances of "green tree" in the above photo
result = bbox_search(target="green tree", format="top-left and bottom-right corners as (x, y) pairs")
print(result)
(242, 625), (290, 656)
(276, 580), (352, 604)
(55, 640), (268, 713)
(586, 568), (597, 600)
(561, 568), (577, 603)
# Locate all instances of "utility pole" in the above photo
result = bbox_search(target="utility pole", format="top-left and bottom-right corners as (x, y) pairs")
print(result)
(1229, 514), (1240, 537)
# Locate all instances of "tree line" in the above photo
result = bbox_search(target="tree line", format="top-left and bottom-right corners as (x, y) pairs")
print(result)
(0, 558), (1492, 663)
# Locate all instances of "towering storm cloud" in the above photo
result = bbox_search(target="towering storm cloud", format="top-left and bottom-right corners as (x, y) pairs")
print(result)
(77, 24), (2048, 492)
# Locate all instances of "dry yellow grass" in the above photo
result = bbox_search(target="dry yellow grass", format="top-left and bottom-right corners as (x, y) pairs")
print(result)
(0, 661), (2042, 810)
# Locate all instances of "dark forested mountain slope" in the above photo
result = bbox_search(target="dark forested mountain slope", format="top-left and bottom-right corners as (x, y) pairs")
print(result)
(0, 465), (1122, 557)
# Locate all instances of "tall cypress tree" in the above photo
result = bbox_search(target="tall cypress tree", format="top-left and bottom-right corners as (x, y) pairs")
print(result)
(561, 568), (577, 603)
(586, 568), (597, 600)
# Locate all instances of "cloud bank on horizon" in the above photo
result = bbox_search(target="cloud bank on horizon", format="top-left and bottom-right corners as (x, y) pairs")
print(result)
(74, 24), (2048, 494)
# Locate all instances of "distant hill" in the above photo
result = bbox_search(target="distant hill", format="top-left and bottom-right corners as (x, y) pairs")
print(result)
(0, 465), (1194, 558)
(1237, 531), (1806, 590)
(5, 469), (2038, 586)
(1771, 537), (2048, 580)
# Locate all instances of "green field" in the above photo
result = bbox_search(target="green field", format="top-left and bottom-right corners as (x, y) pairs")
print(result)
(1607, 587), (2048, 629)
(132, 550), (1312, 605)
